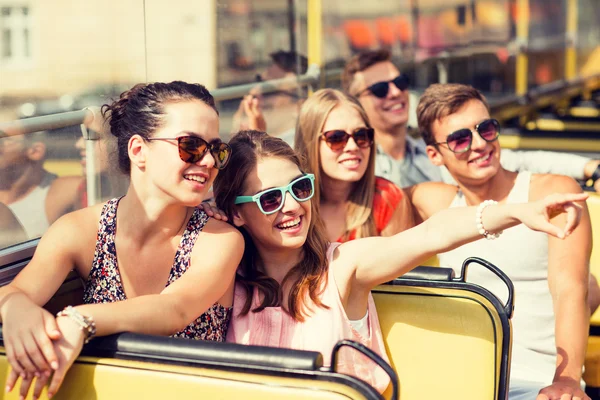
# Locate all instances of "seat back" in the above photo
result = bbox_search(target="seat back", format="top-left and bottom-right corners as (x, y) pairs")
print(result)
(0, 330), (383, 400)
(587, 194), (600, 326)
(374, 259), (513, 400)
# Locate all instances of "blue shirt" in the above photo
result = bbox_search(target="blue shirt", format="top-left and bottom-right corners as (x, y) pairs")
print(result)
(374, 136), (442, 187)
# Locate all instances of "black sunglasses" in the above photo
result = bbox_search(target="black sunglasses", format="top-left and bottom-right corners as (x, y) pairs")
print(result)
(357, 74), (410, 99)
(146, 136), (232, 170)
(435, 118), (500, 154)
(319, 127), (374, 152)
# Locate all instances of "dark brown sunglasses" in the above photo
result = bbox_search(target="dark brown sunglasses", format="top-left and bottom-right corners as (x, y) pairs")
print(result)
(320, 127), (374, 152)
(146, 136), (232, 170)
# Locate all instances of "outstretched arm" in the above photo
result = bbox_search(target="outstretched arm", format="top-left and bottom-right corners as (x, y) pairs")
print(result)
(75, 221), (243, 337)
(3, 215), (244, 399)
(20, 223), (244, 398)
(337, 191), (587, 294)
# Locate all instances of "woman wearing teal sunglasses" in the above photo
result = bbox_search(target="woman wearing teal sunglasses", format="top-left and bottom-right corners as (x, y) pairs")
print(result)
(213, 130), (587, 394)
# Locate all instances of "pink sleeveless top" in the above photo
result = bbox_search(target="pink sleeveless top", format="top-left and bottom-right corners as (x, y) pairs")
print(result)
(226, 243), (390, 393)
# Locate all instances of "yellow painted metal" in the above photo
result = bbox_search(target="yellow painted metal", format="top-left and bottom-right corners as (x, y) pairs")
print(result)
(588, 194), (600, 326)
(307, 0), (322, 68)
(584, 336), (600, 386)
(499, 135), (600, 152)
(43, 160), (82, 177)
(524, 119), (600, 132)
(421, 255), (439, 267)
(373, 284), (507, 400)
(515, 0), (530, 96)
(0, 352), (370, 400)
(565, 0), (578, 80)
(586, 195), (600, 387)
(569, 107), (600, 118)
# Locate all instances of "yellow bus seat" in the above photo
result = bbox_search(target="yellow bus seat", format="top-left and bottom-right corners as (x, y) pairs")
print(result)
(0, 329), (387, 400)
(374, 259), (513, 400)
(588, 194), (600, 326)
(585, 194), (600, 394)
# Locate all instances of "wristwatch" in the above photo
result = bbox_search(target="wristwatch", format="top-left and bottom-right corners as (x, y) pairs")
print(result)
(56, 306), (97, 344)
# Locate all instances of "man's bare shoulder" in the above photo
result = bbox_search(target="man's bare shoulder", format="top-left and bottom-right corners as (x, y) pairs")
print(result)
(49, 175), (84, 193)
(530, 173), (582, 201)
(406, 182), (459, 218)
(47, 175), (85, 221)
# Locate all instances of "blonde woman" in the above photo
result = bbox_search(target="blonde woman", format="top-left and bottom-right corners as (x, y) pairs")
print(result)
(294, 89), (413, 242)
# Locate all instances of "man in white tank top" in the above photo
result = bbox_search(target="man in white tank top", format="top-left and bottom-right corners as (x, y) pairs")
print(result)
(0, 132), (83, 240)
(407, 83), (592, 400)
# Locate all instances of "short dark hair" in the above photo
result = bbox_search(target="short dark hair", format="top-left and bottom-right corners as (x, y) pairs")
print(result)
(341, 49), (391, 94)
(269, 50), (308, 75)
(417, 83), (489, 146)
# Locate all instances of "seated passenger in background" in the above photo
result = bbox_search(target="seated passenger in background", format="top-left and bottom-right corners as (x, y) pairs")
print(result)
(294, 88), (412, 242)
(407, 83), (591, 400)
(0, 81), (244, 400)
(0, 131), (82, 239)
(75, 111), (129, 207)
(232, 50), (308, 139)
(213, 129), (586, 394)
(342, 48), (600, 190)
(0, 202), (27, 248)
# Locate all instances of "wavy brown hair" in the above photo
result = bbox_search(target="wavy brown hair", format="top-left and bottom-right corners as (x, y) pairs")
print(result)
(294, 89), (377, 240)
(213, 130), (330, 321)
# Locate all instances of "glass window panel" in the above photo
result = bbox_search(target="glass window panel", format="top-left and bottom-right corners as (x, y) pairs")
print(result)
(321, 0), (513, 97)
(0, 1), (146, 250)
(577, 0), (600, 77)
(23, 28), (29, 57)
(215, 0), (308, 139)
(1, 29), (11, 58)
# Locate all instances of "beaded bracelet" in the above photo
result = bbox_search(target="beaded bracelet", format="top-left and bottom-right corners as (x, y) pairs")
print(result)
(56, 306), (97, 344)
(476, 200), (503, 240)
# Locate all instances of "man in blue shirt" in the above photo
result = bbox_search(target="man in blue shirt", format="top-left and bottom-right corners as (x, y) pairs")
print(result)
(341, 49), (600, 189)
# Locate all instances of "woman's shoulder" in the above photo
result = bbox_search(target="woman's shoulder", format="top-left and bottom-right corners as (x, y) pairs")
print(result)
(374, 176), (404, 206)
(55, 202), (105, 229)
(194, 216), (245, 253)
(35, 202), (105, 259)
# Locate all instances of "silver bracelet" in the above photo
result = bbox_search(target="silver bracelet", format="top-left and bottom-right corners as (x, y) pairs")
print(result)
(476, 200), (503, 240)
(56, 306), (96, 344)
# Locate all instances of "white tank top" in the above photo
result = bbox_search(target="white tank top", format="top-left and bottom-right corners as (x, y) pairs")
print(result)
(438, 171), (556, 386)
(8, 171), (56, 239)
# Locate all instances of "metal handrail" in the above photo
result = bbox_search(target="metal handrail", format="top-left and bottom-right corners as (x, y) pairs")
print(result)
(0, 65), (322, 206)
(0, 64), (322, 137)
(210, 63), (321, 101)
(0, 109), (95, 137)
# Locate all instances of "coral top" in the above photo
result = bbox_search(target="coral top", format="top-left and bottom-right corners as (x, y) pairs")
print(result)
(226, 243), (390, 393)
(338, 177), (404, 242)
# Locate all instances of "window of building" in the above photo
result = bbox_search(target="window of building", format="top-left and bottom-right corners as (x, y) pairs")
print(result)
(0, 5), (31, 64)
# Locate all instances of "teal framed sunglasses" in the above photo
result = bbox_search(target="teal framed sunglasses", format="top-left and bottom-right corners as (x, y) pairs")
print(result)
(235, 174), (315, 215)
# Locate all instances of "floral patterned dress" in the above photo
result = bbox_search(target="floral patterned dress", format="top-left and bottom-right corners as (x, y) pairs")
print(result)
(83, 198), (232, 341)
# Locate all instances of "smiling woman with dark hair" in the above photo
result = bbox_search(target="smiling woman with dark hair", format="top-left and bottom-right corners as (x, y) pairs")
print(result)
(0, 81), (244, 400)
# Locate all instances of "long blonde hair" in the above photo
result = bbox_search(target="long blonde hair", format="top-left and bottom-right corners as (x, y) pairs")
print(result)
(294, 89), (377, 240)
